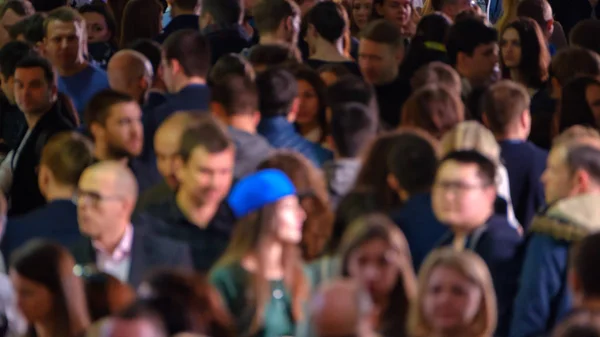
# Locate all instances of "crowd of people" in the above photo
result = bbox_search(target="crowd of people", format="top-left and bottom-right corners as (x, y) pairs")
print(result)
(0, 0), (599, 336)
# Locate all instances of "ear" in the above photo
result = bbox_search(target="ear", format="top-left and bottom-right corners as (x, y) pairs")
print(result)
(287, 98), (300, 122)
(252, 110), (261, 127)
(89, 122), (105, 141)
(37, 164), (51, 199)
(170, 59), (182, 76)
(307, 24), (317, 39)
(387, 173), (400, 192)
(547, 20), (554, 37)
(522, 109), (532, 133)
(482, 112), (490, 128)
(574, 168), (591, 195)
(173, 156), (185, 182)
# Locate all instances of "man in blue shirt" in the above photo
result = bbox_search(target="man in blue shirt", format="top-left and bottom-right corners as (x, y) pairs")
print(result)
(43, 7), (109, 119)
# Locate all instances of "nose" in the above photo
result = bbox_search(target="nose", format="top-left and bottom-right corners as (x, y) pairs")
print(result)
(363, 265), (380, 282)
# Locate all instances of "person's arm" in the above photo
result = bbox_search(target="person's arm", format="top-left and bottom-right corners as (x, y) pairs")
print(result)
(509, 235), (569, 337)
(0, 151), (14, 195)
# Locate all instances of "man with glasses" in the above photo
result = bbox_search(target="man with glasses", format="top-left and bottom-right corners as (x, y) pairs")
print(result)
(432, 150), (522, 336)
(71, 160), (193, 288)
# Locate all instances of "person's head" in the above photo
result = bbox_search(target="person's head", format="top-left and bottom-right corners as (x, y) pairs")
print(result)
(252, 0), (300, 44)
(447, 17), (498, 85)
(43, 7), (87, 71)
(542, 140), (600, 205)
(408, 247), (497, 337)
(208, 53), (255, 86)
(85, 89), (143, 159)
(570, 20), (600, 56)
(387, 131), (438, 201)
(82, 271), (135, 321)
(293, 66), (328, 143)
(516, 0), (553, 40)
(350, 0), (374, 33)
(210, 74), (259, 127)
(170, 0), (200, 14)
(305, 1), (348, 53)
(401, 84), (465, 139)
(339, 213), (417, 335)
(310, 279), (376, 337)
(154, 112), (205, 189)
(255, 66), (299, 120)
(373, 0), (413, 31)
(10, 240), (90, 337)
(102, 301), (167, 337)
(199, 0), (243, 30)
(14, 55), (57, 116)
(9, 12), (45, 50)
(570, 233), (600, 306)
(329, 102), (377, 158)
(550, 47), (600, 98)
(246, 42), (301, 72)
(0, 40), (35, 104)
(325, 74), (378, 121)
(0, 0), (34, 48)
(431, 0), (472, 21)
(500, 17), (550, 89)
(482, 80), (531, 140)
(79, 3), (117, 45)
(38, 131), (94, 200)
(558, 76), (600, 134)
(432, 150), (497, 230)
(76, 161), (139, 241)
(439, 121), (501, 164)
(119, 0), (163, 49)
(128, 38), (162, 85)
(175, 117), (235, 206)
(552, 311), (600, 337)
(162, 29), (210, 93)
(411, 61), (461, 95)
(358, 19), (404, 85)
(317, 62), (350, 85)
(107, 50), (153, 104)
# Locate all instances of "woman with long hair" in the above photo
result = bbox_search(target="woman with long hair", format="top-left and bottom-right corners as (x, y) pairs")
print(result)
(408, 248), (497, 337)
(210, 169), (310, 337)
(349, 0), (374, 36)
(119, 0), (163, 48)
(291, 66), (330, 145)
(500, 17), (550, 94)
(10, 239), (90, 337)
(556, 76), (600, 135)
(79, 3), (118, 68)
(339, 213), (417, 337)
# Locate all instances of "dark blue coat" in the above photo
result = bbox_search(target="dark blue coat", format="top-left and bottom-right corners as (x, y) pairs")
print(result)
(156, 15), (200, 44)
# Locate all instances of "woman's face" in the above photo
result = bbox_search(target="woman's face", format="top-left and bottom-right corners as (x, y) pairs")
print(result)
(10, 270), (54, 324)
(377, 0), (412, 29)
(82, 12), (111, 43)
(422, 266), (483, 334)
(352, 0), (373, 30)
(347, 238), (400, 298)
(296, 79), (321, 127)
(500, 28), (521, 69)
(585, 84), (600, 124)
(274, 195), (306, 245)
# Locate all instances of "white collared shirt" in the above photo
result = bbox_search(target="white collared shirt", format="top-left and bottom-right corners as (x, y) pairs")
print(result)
(93, 225), (134, 283)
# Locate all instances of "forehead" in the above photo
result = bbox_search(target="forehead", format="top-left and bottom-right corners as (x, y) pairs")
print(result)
(14, 67), (46, 81)
(79, 168), (116, 193)
(502, 28), (519, 40)
(359, 39), (394, 55)
(383, 0), (410, 5)
(548, 146), (568, 166)
(188, 146), (234, 166)
(106, 101), (141, 119)
(436, 160), (482, 181)
(474, 42), (498, 54)
(46, 19), (82, 37)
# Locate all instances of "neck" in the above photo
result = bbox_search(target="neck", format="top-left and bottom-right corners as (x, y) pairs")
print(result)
(495, 129), (527, 141)
(176, 189), (219, 228)
(310, 39), (347, 61)
(45, 184), (75, 202)
(173, 77), (206, 93)
(259, 33), (284, 45)
(24, 104), (53, 129)
(229, 115), (257, 134)
(34, 320), (58, 337)
(94, 146), (129, 163)
(257, 239), (285, 279)
(57, 60), (88, 77)
(96, 223), (127, 254)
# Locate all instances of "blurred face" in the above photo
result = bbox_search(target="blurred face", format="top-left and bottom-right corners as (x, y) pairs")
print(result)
(376, 0), (412, 29)
(462, 42), (499, 84)
(359, 39), (401, 85)
(77, 169), (130, 239)
(500, 28), (521, 69)
(154, 128), (181, 189)
(0, 73), (15, 104)
(585, 84), (600, 125)
(44, 19), (85, 70)
(10, 270), (54, 324)
(176, 147), (235, 206)
(96, 102), (144, 158)
(432, 161), (496, 230)
(352, 0), (373, 30)
(82, 12), (111, 43)
(274, 195), (306, 244)
(296, 79), (320, 127)
(0, 9), (25, 48)
(14, 66), (55, 115)
(346, 238), (400, 298)
(106, 318), (161, 337)
(541, 146), (575, 204)
(422, 266), (483, 334)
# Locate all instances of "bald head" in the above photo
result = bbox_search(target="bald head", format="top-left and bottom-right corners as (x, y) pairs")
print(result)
(83, 161), (138, 201)
(310, 280), (374, 337)
(108, 50), (153, 103)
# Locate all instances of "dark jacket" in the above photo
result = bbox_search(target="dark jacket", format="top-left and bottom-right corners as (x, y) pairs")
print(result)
(0, 95), (26, 158)
(509, 194), (600, 337)
(323, 158), (361, 209)
(1, 199), (82, 264)
(257, 116), (333, 168)
(129, 158), (162, 195)
(136, 179), (174, 212)
(499, 140), (548, 230)
(229, 126), (272, 179)
(8, 101), (76, 216)
(203, 24), (251, 65)
(70, 215), (194, 288)
(156, 14), (200, 44)
(439, 214), (523, 336)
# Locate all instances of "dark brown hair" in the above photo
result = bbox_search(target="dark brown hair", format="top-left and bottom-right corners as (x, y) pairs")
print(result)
(40, 131), (95, 187)
(483, 80), (531, 135)
(178, 116), (233, 162)
(252, 0), (300, 34)
(84, 89), (134, 128)
(360, 18), (404, 49)
(163, 29), (211, 78)
(119, 0), (163, 48)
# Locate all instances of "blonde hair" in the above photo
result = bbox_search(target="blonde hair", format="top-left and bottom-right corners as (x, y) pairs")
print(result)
(440, 121), (501, 165)
(408, 248), (497, 337)
(495, 0), (518, 33)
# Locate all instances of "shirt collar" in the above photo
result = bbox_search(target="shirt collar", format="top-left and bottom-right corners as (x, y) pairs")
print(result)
(92, 224), (134, 262)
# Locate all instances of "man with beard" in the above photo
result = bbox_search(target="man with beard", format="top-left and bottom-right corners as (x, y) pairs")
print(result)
(84, 89), (161, 194)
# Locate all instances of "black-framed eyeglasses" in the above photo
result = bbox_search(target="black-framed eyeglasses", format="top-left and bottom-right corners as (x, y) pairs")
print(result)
(72, 188), (123, 207)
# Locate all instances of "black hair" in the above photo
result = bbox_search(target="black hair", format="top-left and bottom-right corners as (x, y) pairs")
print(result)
(0, 41), (35, 79)
(201, 0), (243, 25)
(305, 1), (346, 43)
(570, 19), (600, 56)
(208, 53), (254, 86)
(128, 39), (162, 78)
(330, 102), (377, 158)
(439, 150), (496, 185)
(387, 132), (437, 195)
(255, 67), (298, 118)
(8, 12), (46, 43)
(163, 29), (211, 78)
(15, 55), (55, 85)
(447, 17), (498, 66)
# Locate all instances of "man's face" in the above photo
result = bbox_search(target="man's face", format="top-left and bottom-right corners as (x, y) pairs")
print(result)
(160, 55), (177, 93)
(359, 39), (401, 85)
(432, 160), (496, 230)
(154, 127), (181, 189)
(97, 102), (144, 158)
(541, 146), (575, 204)
(446, 0), (472, 20)
(0, 9), (25, 48)
(462, 42), (499, 84)
(14, 66), (54, 115)
(176, 146), (235, 206)
(44, 20), (85, 70)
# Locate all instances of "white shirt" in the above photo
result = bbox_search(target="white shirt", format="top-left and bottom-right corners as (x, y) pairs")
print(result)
(93, 225), (134, 283)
